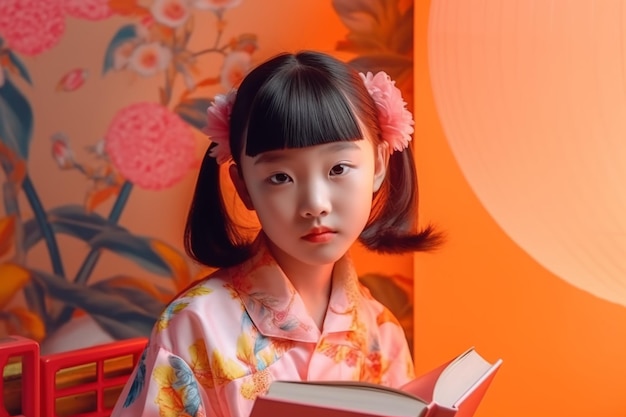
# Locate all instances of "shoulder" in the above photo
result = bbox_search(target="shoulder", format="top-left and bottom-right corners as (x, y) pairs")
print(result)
(355, 282), (403, 326)
(356, 273), (413, 330)
(356, 281), (413, 363)
(174, 268), (238, 306)
(354, 279), (411, 352)
(151, 267), (245, 348)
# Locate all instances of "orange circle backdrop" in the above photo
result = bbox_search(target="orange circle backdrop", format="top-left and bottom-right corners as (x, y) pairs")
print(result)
(428, 0), (626, 306)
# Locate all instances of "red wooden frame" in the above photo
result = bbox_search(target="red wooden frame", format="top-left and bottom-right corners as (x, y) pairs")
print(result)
(0, 336), (40, 417)
(1, 336), (147, 417)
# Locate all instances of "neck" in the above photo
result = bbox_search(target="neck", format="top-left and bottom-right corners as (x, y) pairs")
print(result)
(285, 262), (334, 331)
(266, 240), (336, 330)
(283, 262), (334, 297)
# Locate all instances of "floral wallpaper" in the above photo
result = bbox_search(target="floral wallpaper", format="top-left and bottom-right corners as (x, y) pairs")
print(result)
(0, 0), (415, 354)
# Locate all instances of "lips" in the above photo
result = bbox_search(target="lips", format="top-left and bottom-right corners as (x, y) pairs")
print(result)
(302, 227), (336, 243)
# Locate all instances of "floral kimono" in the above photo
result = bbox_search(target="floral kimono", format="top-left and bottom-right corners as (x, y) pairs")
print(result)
(111, 236), (414, 417)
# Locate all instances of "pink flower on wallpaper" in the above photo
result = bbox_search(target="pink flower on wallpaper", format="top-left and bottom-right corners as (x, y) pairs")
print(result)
(220, 51), (252, 90)
(128, 42), (172, 77)
(63, 0), (114, 21)
(56, 68), (88, 92)
(0, 0), (65, 56)
(50, 132), (75, 169)
(150, 0), (191, 28)
(112, 41), (137, 70)
(192, 0), (242, 11)
(105, 102), (196, 191)
(139, 14), (156, 30)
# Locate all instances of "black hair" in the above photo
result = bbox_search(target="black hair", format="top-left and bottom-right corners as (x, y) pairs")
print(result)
(185, 50), (442, 268)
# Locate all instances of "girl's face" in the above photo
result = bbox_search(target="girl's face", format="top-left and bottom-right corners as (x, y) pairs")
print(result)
(230, 137), (388, 272)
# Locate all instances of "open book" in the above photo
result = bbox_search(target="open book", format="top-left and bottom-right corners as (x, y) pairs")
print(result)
(250, 347), (502, 417)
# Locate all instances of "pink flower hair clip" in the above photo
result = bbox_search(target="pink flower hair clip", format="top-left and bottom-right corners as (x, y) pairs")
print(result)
(204, 89), (236, 164)
(359, 71), (414, 153)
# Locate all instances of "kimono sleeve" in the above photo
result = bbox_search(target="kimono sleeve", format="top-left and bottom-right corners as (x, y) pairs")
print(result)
(379, 319), (416, 388)
(110, 341), (221, 417)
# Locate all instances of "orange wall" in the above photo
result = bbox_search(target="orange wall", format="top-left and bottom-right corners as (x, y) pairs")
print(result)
(413, 2), (626, 417)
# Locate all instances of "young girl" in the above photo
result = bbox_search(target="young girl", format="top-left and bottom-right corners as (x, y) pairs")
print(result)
(111, 50), (441, 417)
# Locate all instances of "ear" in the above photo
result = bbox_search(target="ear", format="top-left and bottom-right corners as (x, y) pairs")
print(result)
(373, 142), (390, 192)
(228, 164), (254, 210)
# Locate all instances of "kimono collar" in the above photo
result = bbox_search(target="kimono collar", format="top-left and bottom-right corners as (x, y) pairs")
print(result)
(230, 234), (364, 343)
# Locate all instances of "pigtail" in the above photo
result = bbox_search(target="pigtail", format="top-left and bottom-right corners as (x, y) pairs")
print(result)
(184, 144), (251, 268)
(359, 149), (444, 253)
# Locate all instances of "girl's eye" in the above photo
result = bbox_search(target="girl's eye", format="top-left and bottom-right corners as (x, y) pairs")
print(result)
(329, 164), (349, 176)
(269, 173), (292, 184)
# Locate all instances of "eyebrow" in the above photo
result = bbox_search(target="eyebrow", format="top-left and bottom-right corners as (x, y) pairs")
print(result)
(254, 141), (361, 165)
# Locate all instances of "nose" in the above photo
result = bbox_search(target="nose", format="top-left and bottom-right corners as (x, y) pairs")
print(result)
(298, 180), (331, 218)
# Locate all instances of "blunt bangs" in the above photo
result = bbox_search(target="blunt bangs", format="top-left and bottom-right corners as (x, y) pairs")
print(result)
(244, 68), (363, 156)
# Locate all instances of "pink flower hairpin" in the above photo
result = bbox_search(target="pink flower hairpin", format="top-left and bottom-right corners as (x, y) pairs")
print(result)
(359, 71), (414, 153)
(204, 89), (236, 164)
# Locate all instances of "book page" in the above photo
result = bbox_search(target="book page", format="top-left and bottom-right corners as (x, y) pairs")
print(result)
(266, 381), (428, 417)
(432, 349), (493, 406)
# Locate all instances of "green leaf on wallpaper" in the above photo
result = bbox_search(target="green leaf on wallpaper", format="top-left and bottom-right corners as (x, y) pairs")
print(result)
(391, 3), (414, 54)
(102, 24), (139, 75)
(22, 205), (176, 278)
(2, 181), (19, 216)
(333, 0), (390, 32)
(22, 204), (126, 250)
(90, 313), (155, 339)
(348, 53), (412, 80)
(30, 268), (159, 338)
(6, 51), (32, 85)
(91, 279), (167, 318)
(0, 76), (33, 159)
(174, 97), (212, 131)
(333, 0), (413, 54)
(89, 231), (173, 277)
(332, 0), (400, 50)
